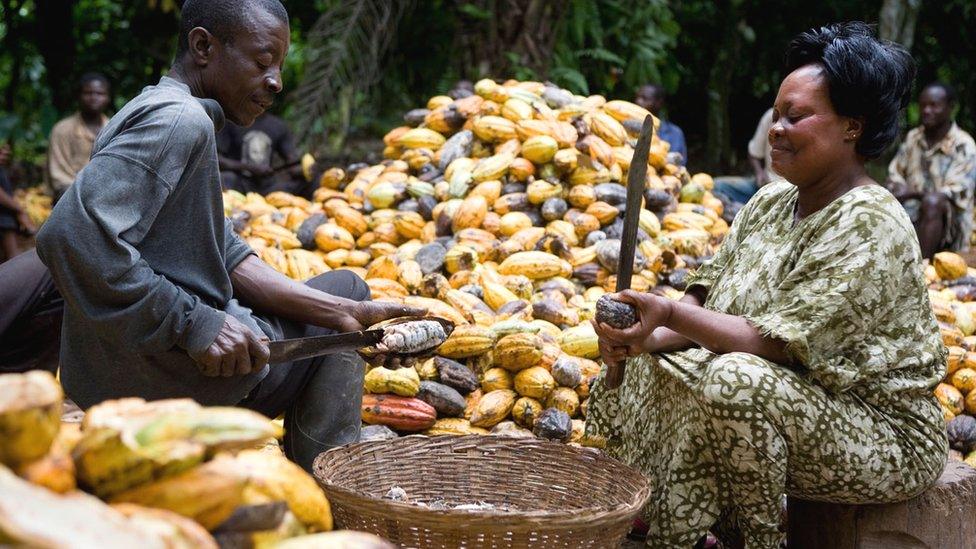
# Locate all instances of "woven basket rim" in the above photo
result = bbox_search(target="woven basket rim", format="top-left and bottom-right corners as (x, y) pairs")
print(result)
(313, 434), (652, 529)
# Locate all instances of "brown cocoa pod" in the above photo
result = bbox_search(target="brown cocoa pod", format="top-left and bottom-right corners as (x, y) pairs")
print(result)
(595, 294), (638, 329)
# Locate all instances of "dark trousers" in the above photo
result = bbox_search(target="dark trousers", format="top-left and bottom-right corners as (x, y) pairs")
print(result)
(0, 249), (62, 373)
(0, 252), (368, 474)
(239, 269), (370, 472)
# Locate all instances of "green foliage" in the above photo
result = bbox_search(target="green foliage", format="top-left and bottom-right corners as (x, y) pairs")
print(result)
(549, 0), (679, 96)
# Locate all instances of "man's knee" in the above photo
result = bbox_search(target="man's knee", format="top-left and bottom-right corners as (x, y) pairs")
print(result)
(305, 269), (370, 302)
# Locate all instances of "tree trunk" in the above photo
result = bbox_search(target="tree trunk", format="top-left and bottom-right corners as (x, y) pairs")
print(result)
(452, 0), (566, 79)
(704, 6), (743, 174)
(2, 0), (23, 114)
(34, 0), (77, 113)
(879, 0), (921, 49)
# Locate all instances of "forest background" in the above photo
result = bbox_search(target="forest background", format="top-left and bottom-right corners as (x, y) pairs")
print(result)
(0, 0), (970, 180)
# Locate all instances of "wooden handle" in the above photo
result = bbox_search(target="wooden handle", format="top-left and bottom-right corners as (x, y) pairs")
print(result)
(603, 361), (626, 389)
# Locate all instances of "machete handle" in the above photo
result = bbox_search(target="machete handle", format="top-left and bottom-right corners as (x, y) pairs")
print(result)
(603, 361), (626, 389)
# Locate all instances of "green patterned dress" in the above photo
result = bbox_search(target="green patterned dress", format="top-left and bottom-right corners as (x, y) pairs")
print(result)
(587, 182), (948, 548)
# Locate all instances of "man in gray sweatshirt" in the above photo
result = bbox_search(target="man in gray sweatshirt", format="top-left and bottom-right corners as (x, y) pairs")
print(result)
(34, 0), (420, 471)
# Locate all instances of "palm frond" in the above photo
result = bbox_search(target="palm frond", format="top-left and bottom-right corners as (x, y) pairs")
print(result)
(289, 0), (412, 149)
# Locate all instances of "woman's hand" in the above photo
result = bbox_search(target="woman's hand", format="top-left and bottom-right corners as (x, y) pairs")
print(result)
(592, 289), (676, 362)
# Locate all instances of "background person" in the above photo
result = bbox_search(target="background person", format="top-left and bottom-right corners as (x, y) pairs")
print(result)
(217, 112), (311, 197)
(636, 84), (687, 166)
(887, 81), (976, 257)
(0, 143), (36, 262)
(47, 73), (111, 202)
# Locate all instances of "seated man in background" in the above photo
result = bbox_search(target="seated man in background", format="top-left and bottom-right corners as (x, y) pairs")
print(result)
(712, 107), (780, 209)
(0, 143), (36, 262)
(635, 84), (686, 166)
(218, 112), (311, 197)
(887, 82), (976, 258)
(48, 73), (111, 201)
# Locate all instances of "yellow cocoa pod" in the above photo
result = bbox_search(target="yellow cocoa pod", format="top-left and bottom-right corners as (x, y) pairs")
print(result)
(602, 100), (654, 124)
(396, 128), (446, 149)
(364, 366), (421, 397)
(472, 152), (515, 183)
(546, 387), (580, 417)
(934, 252), (968, 281)
(396, 260), (423, 293)
(314, 224), (355, 252)
(499, 212), (533, 237)
(437, 324), (497, 359)
(588, 111), (628, 146)
(936, 382), (964, 416)
(511, 397), (543, 428)
(501, 98), (534, 122)
(514, 366), (555, 400)
(473, 116), (517, 142)
(366, 278), (408, 300)
(495, 332), (544, 372)
(424, 418), (489, 436)
(470, 179), (503, 205)
(469, 389), (517, 429)
(521, 135), (559, 165)
(481, 367), (514, 393)
(482, 282), (521, 311)
(559, 324), (599, 359)
(444, 245), (479, 274)
(427, 95), (453, 110)
(452, 195), (489, 232)
(526, 180), (563, 205)
(553, 148), (580, 174)
(951, 367), (976, 395)
(508, 158), (535, 182)
(366, 254), (400, 280)
(567, 184), (595, 208)
(498, 251), (572, 280)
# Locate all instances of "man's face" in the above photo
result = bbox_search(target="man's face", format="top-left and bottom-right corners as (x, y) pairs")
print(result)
(635, 86), (663, 115)
(205, 9), (290, 127)
(919, 86), (951, 131)
(80, 81), (110, 115)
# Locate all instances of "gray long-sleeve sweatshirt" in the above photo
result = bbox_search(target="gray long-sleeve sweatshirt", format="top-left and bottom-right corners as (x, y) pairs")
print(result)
(36, 76), (277, 408)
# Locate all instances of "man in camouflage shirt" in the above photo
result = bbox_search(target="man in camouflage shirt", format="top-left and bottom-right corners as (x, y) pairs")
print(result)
(887, 82), (976, 257)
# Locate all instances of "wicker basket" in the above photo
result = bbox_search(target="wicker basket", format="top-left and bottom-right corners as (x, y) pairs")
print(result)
(313, 435), (651, 548)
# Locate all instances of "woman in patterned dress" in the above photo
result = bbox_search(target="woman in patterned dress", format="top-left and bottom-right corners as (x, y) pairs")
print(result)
(588, 22), (948, 548)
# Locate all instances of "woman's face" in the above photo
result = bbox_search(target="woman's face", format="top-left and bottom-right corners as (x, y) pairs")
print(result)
(769, 64), (860, 188)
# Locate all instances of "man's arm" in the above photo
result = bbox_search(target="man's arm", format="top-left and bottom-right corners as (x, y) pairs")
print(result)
(35, 107), (242, 365)
(230, 255), (424, 332)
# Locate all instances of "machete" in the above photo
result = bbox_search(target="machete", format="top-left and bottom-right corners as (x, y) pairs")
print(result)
(602, 114), (655, 390)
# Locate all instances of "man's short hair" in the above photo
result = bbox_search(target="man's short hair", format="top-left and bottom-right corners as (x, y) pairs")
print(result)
(176, 0), (288, 59)
(923, 81), (958, 106)
(79, 72), (110, 92)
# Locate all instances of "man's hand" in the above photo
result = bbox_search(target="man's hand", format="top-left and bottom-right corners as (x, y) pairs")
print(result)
(16, 210), (36, 235)
(242, 162), (273, 178)
(334, 301), (427, 332)
(191, 315), (269, 377)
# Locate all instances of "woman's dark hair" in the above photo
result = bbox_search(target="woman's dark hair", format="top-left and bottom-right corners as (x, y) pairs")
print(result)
(785, 21), (915, 159)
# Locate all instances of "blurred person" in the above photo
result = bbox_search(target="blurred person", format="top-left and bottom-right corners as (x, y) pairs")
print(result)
(887, 81), (976, 257)
(636, 84), (687, 165)
(0, 143), (36, 262)
(48, 73), (111, 201)
(712, 107), (783, 207)
(217, 112), (312, 197)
